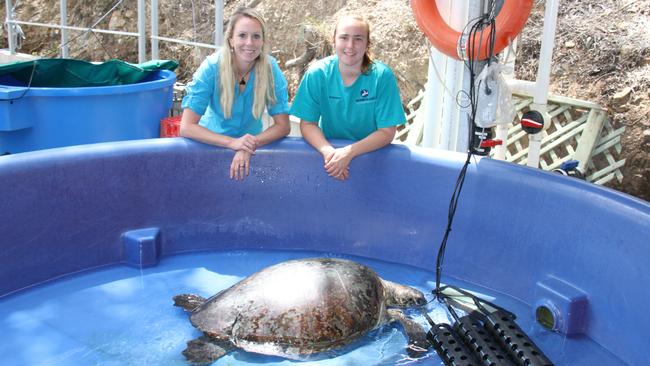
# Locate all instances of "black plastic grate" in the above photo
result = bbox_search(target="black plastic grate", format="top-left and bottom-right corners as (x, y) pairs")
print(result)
(426, 286), (554, 366)
(482, 310), (554, 366)
(428, 323), (482, 366)
(454, 315), (516, 366)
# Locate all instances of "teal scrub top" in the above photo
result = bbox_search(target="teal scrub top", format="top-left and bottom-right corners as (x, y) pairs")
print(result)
(181, 52), (289, 137)
(290, 55), (406, 140)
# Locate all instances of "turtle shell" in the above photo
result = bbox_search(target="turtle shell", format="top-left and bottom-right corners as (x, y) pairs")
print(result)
(189, 257), (387, 357)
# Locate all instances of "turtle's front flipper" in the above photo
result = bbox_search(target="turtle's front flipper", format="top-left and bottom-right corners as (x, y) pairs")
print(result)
(173, 294), (206, 313)
(387, 309), (430, 358)
(183, 335), (232, 365)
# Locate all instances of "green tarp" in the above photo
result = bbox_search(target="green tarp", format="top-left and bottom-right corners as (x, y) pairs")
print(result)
(0, 58), (178, 88)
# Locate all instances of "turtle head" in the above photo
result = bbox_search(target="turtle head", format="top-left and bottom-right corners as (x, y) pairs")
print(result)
(382, 280), (427, 307)
(173, 294), (206, 313)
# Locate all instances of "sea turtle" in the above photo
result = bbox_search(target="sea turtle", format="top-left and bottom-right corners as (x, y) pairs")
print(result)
(173, 257), (429, 364)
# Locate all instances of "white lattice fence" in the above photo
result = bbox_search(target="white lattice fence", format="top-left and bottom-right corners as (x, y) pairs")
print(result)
(394, 90), (626, 186)
(394, 89), (426, 146)
(501, 94), (626, 185)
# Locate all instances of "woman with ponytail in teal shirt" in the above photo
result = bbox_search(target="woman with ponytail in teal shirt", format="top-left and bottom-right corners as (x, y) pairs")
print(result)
(291, 15), (406, 181)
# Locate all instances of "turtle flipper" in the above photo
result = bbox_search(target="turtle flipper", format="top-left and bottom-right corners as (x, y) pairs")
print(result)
(387, 309), (430, 358)
(182, 335), (232, 365)
(173, 294), (206, 313)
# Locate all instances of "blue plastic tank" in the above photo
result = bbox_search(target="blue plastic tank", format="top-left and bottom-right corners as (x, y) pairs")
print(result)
(0, 69), (175, 154)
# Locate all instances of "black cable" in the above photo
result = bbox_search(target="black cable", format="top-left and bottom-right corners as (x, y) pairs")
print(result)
(434, 6), (499, 298)
(91, 31), (114, 60)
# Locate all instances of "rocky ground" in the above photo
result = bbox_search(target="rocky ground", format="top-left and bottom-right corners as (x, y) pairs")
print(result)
(1, 0), (648, 201)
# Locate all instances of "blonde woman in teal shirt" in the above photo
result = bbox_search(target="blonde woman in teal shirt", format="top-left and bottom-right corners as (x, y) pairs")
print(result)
(181, 7), (290, 180)
(290, 15), (406, 181)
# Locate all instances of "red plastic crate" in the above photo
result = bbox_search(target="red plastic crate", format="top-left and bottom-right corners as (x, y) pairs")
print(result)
(160, 115), (181, 138)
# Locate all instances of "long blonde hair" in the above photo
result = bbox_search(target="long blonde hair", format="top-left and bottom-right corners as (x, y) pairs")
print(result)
(219, 7), (276, 119)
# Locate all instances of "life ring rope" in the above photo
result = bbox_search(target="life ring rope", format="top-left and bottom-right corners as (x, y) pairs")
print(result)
(410, 0), (534, 60)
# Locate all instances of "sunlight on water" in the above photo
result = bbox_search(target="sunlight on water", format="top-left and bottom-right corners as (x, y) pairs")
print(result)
(0, 249), (624, 365)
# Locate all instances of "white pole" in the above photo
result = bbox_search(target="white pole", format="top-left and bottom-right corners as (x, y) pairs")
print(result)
(137, 0), (146, 63)
(526, 132), (543, 167)
(424, 0), (469, 152)
(214, 0), (223, 47)
(493, 124), (509, 160)
(5, 0), (15, 54)
(442, 57), (463, 151)
(533, 0), (560, 105)
(59, 0), (69, 58)
(527, 0), (561, 168)
(421, 48), (445, 148)
(151, 0), (159, 60)
(455, 0), (485, 153)
(493, 37), (519, 161)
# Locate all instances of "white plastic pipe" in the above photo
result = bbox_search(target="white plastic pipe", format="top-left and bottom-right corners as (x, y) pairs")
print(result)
(5, 0), (15, 53)
(151, 0), (159, 60)
(12, 19), (140, 36)
(533, 0), (560, 105)
(59, 0), (68, 58)
(442, 57), (463, 151)
(527, 0), (560, 168)
(493, 124), (509, 160)
(506, 78), (536, 95)
(527, 133), (543, 168)
(423, 0), (469, 152)
(421, 48), (445, 148)
(137, 0), (146, 63)
(215, 0), (224, 47)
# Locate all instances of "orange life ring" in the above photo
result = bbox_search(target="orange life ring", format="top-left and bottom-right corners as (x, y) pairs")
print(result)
(410, 0), (534, 60)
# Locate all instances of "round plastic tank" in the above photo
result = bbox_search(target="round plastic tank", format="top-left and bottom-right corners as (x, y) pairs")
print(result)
(0, 139), (648, 365)
(0, 69), (175, 154)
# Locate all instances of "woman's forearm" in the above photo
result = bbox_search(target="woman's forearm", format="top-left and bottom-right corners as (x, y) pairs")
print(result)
(347, 126), (396, 159)
(256, 113), (291, 147)
(179, 109), (236, 149)
(300, 120), (334, 156)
